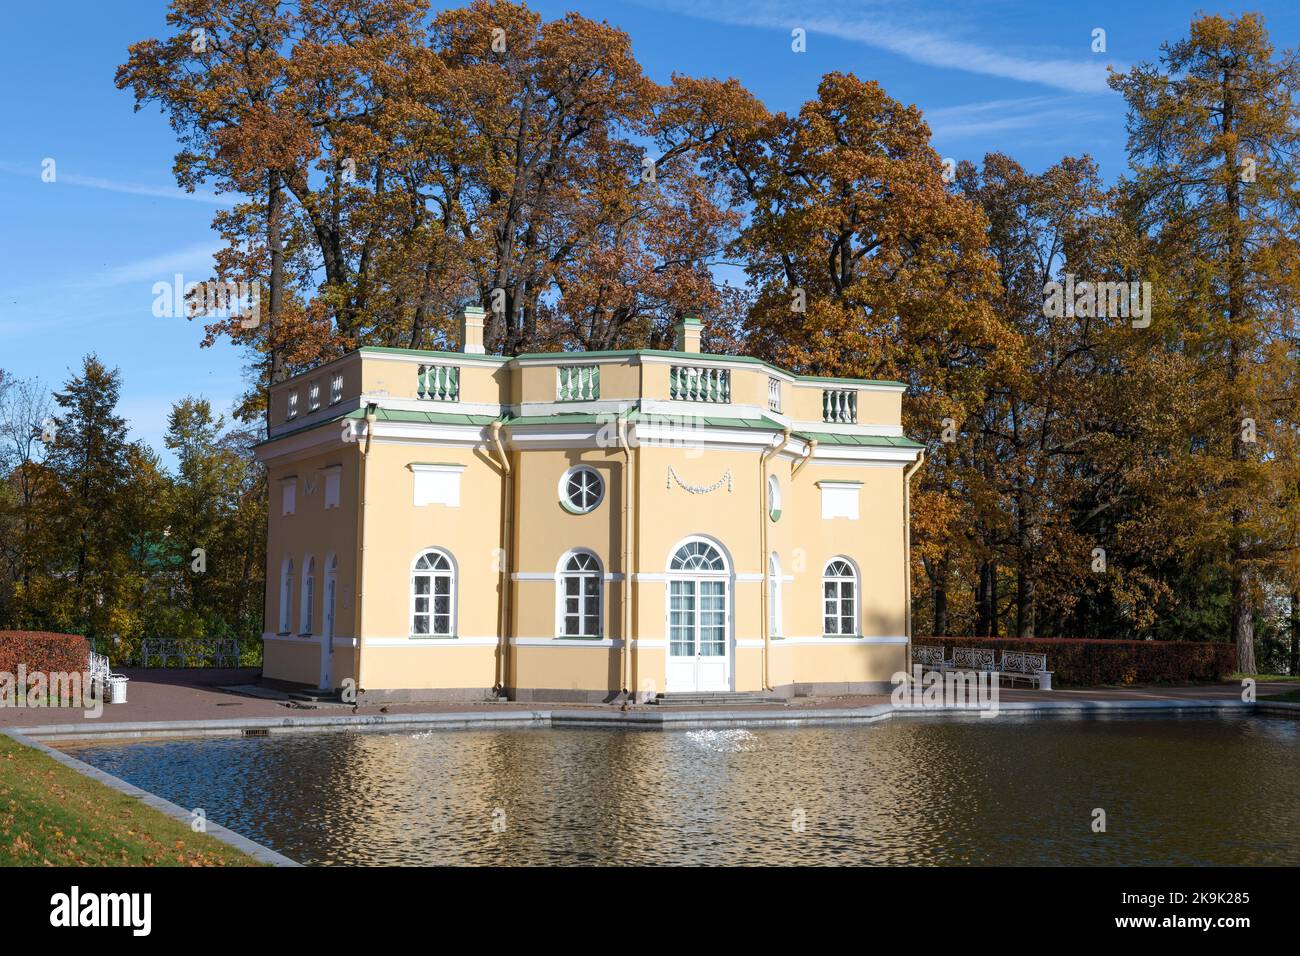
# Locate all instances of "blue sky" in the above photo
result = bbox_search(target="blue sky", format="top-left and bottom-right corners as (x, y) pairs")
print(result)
(2, 0), (1297, 461)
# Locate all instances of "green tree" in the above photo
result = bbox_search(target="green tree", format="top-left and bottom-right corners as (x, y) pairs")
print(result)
(43, 357), (132, 638)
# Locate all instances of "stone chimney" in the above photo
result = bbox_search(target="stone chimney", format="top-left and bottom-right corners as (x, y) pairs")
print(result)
(460, 306), (486, 354)
(674, 315), (702, 353)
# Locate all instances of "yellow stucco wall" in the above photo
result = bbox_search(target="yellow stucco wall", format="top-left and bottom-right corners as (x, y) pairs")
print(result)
(258, 346), (917, 698)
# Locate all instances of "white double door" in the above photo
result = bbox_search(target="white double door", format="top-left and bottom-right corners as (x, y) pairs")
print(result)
(666, 577), (731, 692)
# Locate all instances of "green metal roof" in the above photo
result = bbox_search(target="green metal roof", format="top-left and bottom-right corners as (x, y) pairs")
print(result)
(796, 431), (925, 448)
(258, 404), (926, 450)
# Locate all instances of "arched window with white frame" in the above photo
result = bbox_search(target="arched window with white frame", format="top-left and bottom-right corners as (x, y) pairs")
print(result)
(412, 548), (456, 636)
(279, 556), (294, 633)
(822, 558), (857, 636)
(558, 551), (602, 638)
(300, 555), (316, 634)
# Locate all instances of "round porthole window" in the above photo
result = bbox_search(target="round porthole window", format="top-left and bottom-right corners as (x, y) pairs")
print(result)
(561, 466), (605, 514)
(767, 474), (782, 521)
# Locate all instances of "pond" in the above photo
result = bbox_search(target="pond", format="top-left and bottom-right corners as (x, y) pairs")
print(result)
(64, 714), (1300, 866)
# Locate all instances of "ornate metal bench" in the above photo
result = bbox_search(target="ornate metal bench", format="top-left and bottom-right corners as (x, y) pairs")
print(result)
(948, 646), (998, 675)
(140, 638), (241, 668)
(87, 650), (111, 694)
(999, 651), (1052, 690)
(912, 644), (946, 669)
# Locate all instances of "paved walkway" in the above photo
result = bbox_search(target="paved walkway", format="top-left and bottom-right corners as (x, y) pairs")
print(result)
(0, 668), (1292, 731)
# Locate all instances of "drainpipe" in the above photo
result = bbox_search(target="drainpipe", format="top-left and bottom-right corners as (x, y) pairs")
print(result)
(353, 403), (377, 696)
(759, 428), (792, 692)
(792, 437), (817, 479)
(489, 420), (513, 695)
(902, 450), (926, 664)
(618, 412), (633, 700)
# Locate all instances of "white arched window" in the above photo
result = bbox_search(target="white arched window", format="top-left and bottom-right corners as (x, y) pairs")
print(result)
(670, 539), (727, 572)
(412, 549), (455, 636)
(769, 552), (782, 637)
(823, 558), (857, 636)
(558, 551), (602, 637)
(767, 474), (782, 521)
(279, 557), (294, 633)
(300, 555), (316, 634)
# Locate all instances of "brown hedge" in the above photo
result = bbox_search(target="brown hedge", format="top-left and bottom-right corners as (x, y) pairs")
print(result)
(0, 631), (91, 675)
(920, 637), (1237, 687)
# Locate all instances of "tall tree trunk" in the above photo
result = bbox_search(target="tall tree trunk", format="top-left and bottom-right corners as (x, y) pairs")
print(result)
(1222, 72), (1255, 674)
(1290, 591), (1299, 677)
(931, 553), (949, 637)
(266, 171), (286, 428)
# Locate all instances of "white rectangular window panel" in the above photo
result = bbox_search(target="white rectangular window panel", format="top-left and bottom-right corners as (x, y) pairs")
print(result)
(281, 482), (297, 516)
(323, 469), (341, 509)
(330, 373), (343, 405)
(286, 392), (299, 420)
(819, 482), (861, 520)
(411, 463), (465, 507)
(308, 381), (321, 411)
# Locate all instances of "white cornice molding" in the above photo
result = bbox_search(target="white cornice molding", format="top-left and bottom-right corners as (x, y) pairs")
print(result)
(510, 637), (625, 648)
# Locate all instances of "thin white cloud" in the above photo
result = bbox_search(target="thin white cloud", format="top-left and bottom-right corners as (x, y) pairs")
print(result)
(0, 161), (237, 206)
(924, 95), (1109, 139)
(81, 242), (225, 291)
(0, 242), (223, 336)
(640, 0), (1120, 95)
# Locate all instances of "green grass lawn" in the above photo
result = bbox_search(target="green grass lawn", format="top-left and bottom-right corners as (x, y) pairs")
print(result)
(0, 738), (261, 866)
(1233, 672), (1300, 682)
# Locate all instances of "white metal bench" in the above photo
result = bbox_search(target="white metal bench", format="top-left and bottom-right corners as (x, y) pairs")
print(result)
(999, 651), (1053, 690)
(946, 646), (998, 676)
(912, 644), (946, 669)
(88, 650), (110, 692)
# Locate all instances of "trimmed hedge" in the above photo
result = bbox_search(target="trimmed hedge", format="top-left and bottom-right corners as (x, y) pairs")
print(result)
(921, 637), (1237, 687)
(0, 631), (91, 676)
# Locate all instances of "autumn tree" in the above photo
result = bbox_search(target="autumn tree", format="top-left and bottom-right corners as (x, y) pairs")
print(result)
(1110, 13), (1300, 671)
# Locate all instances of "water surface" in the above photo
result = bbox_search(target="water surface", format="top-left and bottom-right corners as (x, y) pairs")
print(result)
(65, 714), (1300, 865)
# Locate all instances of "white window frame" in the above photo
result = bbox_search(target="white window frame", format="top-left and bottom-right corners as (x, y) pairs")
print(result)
(767, 474), (782, 521)
(279, 556), (295, 634)
(559, 465), (605, 514)
(281, 478), (297, 516)
(300, 555), (316, 634)
(322, 465), (341, 509)
(308, 381), (321, 412)
(556, 550), (603, 638)
(822, 557), (858, 637)
(329, 373), (343, 405)
(287, 391), (299, 420)
(411, 548), (456, 637)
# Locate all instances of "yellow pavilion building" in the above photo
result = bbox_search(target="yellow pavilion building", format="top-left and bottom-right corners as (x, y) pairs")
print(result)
(256, 309), (925, 702)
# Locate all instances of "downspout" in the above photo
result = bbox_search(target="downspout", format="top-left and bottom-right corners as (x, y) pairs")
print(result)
(353, 403), (377, 696)
(489, 420), (513, 695)
(792, 438), (818, 479)
(618, 412), (633, 700)
(759, 428), (793, 692)
(903, 450), (926, 663)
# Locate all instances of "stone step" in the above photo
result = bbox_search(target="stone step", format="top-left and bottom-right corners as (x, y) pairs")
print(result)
(652, 692), (787, 706)
(288, 689), (343, 703)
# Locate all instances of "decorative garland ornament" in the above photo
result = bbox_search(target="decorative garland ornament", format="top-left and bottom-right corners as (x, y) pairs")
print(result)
(667, 466), (733, 494)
